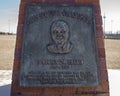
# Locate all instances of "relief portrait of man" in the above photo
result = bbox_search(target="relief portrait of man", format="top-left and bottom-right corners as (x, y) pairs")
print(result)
(47, 20), (73, 54)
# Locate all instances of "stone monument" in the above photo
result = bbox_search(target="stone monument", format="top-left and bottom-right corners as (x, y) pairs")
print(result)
(11, 0), (109, 96)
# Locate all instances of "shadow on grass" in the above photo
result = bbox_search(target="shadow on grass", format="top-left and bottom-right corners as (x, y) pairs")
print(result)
(0, 84), (11, 96)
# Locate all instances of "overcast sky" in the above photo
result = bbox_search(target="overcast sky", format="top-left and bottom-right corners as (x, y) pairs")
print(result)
(0, 0), (120, 33)
(100, 0), (120, 33)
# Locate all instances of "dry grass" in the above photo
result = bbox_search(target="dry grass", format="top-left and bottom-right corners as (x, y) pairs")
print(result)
(105, 39), (120, 69)
(0, 35), (120, 70)
(0, 35), (16, 70)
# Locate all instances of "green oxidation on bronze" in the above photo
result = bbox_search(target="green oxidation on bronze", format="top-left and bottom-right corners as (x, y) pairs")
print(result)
(20, 4), (99, 87)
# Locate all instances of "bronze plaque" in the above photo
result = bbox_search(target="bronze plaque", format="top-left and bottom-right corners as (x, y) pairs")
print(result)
(20, 4), (99, 87)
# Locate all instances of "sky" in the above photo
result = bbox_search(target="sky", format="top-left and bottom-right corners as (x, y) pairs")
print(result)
(100, 0), (120, 33)
(0, 0), (120, 33)
(0, 0), (20, 33)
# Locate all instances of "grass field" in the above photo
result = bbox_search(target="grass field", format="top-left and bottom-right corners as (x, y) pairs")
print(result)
(0, 35), (120, 70)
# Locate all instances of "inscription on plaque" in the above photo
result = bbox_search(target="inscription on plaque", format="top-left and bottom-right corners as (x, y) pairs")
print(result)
(20, 4), (99, 87)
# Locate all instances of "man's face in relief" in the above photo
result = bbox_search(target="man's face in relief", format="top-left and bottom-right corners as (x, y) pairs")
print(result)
(51, 20), (69, 45)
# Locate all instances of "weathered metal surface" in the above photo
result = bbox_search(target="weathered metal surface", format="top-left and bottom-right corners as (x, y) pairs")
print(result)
(20, 4), (99, 87)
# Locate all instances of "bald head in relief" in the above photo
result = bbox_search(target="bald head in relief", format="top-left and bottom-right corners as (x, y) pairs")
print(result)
(47, 20), (73, 54)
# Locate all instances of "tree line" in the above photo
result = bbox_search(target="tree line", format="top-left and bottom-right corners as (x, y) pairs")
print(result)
(104, 32), (120, 39)
(0, 32), (15, 35)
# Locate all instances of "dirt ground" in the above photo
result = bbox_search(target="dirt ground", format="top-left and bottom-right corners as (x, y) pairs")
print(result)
(105, 39), (120, 69)
(0, 35), (120, 70)
(0, 35), (16, 70)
